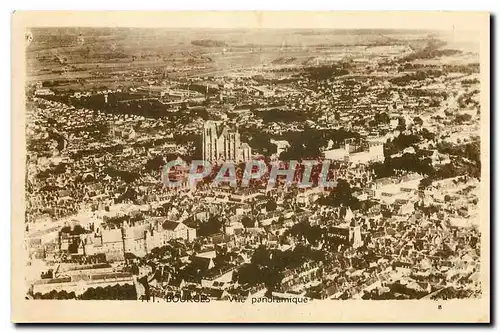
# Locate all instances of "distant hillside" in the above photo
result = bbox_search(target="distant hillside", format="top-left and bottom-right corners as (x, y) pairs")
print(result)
(191, 39), (227, 47)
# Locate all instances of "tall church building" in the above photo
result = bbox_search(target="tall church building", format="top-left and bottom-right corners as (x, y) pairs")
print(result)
(202, 121), (252, 162)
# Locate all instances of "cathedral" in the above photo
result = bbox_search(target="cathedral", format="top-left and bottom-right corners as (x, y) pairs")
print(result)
(202, 121), (252, 162)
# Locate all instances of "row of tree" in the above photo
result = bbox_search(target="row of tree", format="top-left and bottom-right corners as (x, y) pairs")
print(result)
(316, 179), (361, 210)
(32, 284), (137, 300)
(235, 244), (324, 294)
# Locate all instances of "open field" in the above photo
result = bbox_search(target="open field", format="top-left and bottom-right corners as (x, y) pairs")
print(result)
(26, 27), (479, 92)
(26, 28), (430, 82)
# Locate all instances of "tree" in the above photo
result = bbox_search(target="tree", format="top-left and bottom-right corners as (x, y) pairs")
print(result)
(241, 216), (255, 229)
(374, 112), (390, 125)
(144, 155), (165, 173)
(306, 225), (323, 246)
(454, 113), (472, 124)
(236, 263), (262, 285)
(396, 117), (407, 132)
(213, 247), (231, 268)
(413, 116), (424, 126)
(289, 221), (311, 241)
(420, 128), (435, 141)
(464, 140), (480, 164)
(265, 198), (277, 212)
(317, 178), (360, 210)
(277, 216), (285, 225)
(130, 263), (140, 275)
(261, 266), (283, 295)
(419, 177), (433, 190)
(197, 216), (224, 237)
(251, 245), (271, 266)
(381, 209), (393, 218)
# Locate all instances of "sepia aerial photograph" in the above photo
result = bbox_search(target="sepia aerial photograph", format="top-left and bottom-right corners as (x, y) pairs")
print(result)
(12, 11), (490, 323)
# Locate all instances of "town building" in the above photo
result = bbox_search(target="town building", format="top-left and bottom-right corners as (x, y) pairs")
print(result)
(324, 139), (384, 164)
